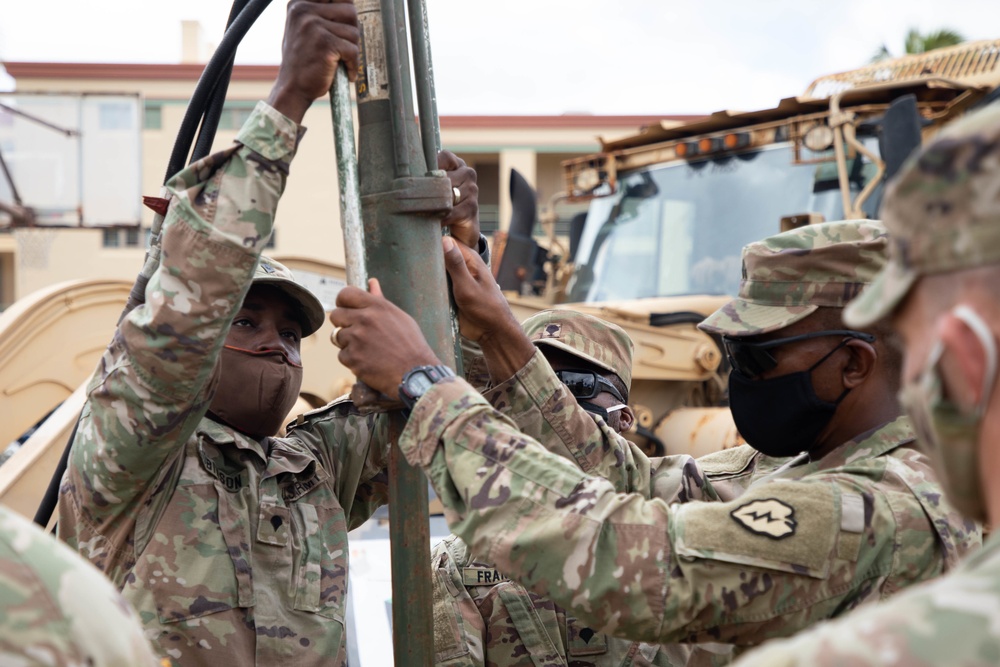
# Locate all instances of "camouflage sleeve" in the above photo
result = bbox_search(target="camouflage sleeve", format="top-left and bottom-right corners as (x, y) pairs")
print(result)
(460, 337), (492, 393)
(486, 349), (723, 502)
(287, 401), (391, 531)
(0, 506), (162, 667)
(400, 377), (897, 645)
(729, 553), (999, 667)
(61, 102), (302, 564)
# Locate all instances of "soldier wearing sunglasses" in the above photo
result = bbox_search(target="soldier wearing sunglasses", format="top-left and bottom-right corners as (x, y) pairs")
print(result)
(433, 310), (693, 666)
(332, 220), (978, 658)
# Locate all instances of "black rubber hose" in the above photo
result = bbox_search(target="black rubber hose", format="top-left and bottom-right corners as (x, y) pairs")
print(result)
(33, 0), (269, 529)
(32, 421), (74, 529)
(191, 0), (252, 163)
(164, 0), (272, 183)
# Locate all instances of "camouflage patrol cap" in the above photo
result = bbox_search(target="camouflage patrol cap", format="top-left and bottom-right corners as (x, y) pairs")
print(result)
(522, 310), (634, 391)
(845, 105), (1000, 328)
(699, 219), (888, 337)
(251, 256), (325, 337)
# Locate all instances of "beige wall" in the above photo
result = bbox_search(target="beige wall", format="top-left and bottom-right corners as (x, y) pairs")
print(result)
(6, 66), (675, 301)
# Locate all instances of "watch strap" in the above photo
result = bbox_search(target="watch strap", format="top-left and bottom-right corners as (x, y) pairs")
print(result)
(398, 364), (456, 410)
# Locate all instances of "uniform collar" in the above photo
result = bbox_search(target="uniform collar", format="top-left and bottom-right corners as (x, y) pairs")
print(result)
(819, 415), (916, 467)
(200, 417), (323, 481)
(771, 416), (915, 479)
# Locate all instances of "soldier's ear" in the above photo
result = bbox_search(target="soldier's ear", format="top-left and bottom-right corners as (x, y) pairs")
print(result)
(617, 405), (636, 434)
(842, 338), (877, 389)
(937, 311), (991, 410)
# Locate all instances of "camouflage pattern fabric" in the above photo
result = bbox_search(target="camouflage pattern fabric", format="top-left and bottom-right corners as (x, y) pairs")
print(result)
(0, 504), (161, 667)
(432, 350), (754, 667)
(402, 374), (978, 650)
(59, 102), (390, 667)
(700, 220), (888, 337)
(252, 256), (325, 336)
(732, 531), (1000, 667)
(521, 310), (635, 390)
(728, 97), (1000, 667)
(845, 104), (1000, 328)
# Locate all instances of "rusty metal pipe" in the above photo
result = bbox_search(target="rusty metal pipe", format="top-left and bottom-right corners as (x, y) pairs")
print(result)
(330, 65), (367, 287)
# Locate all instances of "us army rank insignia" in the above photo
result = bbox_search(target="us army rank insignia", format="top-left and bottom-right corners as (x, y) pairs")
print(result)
(731, 498), (797, 539)
(462, 567), (510, 586)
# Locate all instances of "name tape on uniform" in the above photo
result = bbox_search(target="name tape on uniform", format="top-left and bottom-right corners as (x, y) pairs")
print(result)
(462, 567), (510, 586)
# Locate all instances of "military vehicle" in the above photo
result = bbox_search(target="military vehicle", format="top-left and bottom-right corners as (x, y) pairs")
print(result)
(496, 39), (1000, 456)
(5, 41), (1000, 505)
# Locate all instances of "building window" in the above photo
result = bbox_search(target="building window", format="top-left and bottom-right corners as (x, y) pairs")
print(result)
(144, 105), (162, 130)
(125, 227), (141, 247)
(218, 107), (254, 131)
(102, 228), (120, 248)
(99, 102), (134, 131)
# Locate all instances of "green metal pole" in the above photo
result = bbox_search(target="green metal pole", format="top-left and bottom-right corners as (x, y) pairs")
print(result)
(406, 0), (465, 377)
(352, 0), (455, 663)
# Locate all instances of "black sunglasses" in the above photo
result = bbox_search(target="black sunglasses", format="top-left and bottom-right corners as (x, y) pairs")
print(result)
(554, 369), (626, 404)
(723, 329), (876, 378)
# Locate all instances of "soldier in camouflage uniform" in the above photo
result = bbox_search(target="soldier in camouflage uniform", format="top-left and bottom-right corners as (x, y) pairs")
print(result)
(331, 220), (978, 659)
(730, 103), (1000, 667)
(0, 503), (160, 666)
(57, 2), (485, 665)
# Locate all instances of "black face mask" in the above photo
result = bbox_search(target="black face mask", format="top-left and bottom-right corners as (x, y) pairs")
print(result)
(728, 341), (850, 458)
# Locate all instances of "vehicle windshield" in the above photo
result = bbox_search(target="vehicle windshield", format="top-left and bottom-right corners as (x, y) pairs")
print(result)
(566, 140), (881, 302)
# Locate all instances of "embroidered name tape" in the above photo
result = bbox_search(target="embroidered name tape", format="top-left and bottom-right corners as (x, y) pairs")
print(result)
(462, 567), (510, 586)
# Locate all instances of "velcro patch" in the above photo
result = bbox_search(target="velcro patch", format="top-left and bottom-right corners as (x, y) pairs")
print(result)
(731, 499), (797, 539)
(840, 492), (866, 533)
(462, 567), (510, 587)
(674, 482), (838, 578)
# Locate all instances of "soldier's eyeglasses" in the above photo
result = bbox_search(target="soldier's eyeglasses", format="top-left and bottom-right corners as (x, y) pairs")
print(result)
(554, 369), (627, 404)
(722, 330), (876, 378)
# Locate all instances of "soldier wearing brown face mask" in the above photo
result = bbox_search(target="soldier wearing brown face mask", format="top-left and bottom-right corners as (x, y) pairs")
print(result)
(55, 2), (487, 664)
(206, 277), (315, 440)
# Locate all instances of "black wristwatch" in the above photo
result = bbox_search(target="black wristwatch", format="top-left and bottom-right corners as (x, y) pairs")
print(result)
(398, 365), (456, 410)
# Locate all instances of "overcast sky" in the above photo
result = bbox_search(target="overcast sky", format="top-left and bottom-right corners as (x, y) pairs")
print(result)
(1, 0), (998, 115)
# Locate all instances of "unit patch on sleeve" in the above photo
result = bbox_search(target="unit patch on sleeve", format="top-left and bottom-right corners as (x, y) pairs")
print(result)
(730, 498), (797, 539)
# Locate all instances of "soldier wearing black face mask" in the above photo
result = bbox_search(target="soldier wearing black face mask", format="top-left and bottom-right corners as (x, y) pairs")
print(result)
(700, 221), (902, 462)
(337, 219), (979, 663)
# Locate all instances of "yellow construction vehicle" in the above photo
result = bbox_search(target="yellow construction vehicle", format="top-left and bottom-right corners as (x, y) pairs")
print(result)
(496, 40), (1000, 455)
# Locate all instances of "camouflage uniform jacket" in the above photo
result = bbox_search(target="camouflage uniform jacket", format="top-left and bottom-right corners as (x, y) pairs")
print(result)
(732, 530), (1000, 666)
(431, 352), (785, 667)
(0, 504), (161, 667)
(58, 102), (389, 666)
(403, 375), (979, 648)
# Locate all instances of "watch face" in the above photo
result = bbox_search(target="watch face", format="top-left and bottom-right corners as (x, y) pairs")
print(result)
(406, 372), (435, 396)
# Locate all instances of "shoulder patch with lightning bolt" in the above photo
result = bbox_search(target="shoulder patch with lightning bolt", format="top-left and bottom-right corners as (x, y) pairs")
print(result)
(730, 498), (797, 539)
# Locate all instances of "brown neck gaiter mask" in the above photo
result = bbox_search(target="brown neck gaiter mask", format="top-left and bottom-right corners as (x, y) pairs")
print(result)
(208, 345), (303, 439)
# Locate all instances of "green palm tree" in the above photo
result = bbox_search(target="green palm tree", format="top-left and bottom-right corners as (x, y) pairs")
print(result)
(870, 28), (966, 63)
